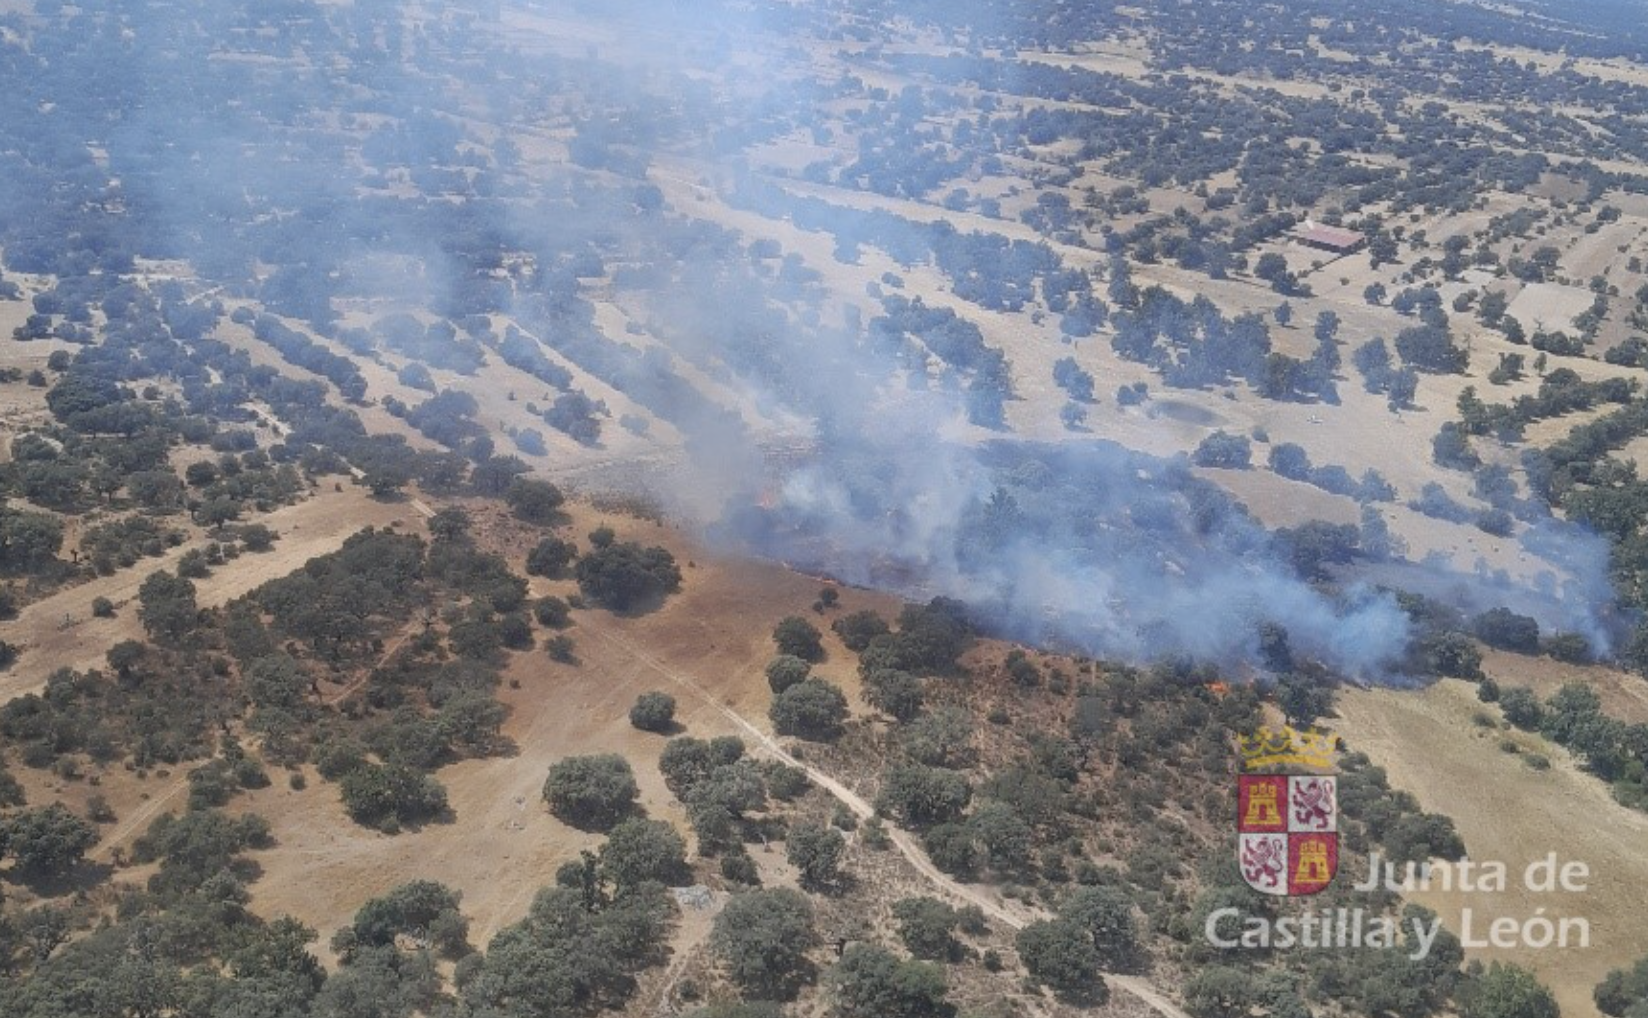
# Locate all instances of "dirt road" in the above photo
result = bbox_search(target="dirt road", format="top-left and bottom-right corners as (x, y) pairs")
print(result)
(581, 620), (1194, 1018)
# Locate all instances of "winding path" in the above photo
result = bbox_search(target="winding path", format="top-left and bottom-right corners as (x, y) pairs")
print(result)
(582, 621), (1194, 1018)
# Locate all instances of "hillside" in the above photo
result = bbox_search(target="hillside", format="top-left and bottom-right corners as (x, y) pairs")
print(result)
(7, 2), (1648, 1017)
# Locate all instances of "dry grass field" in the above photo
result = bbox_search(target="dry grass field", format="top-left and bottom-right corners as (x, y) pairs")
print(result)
(1340, 678), (1648, 1017)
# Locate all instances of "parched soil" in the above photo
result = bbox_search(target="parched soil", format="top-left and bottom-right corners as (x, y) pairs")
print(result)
(237, 512), (902, 959)
(1339, 680), (1648, 1018)
(0, 484), (410, 702)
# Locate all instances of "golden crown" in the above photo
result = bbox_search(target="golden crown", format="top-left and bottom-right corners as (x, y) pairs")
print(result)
(1238, 725), (1340, 770)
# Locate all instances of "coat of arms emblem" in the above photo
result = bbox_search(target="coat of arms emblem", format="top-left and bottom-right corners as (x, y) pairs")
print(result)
(1237, 726), (1340, 896)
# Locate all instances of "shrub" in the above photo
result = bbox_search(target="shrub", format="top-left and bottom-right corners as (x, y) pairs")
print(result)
(720, 850), (760, 886)
(1192, 431), (1252, 469)
(864, 668), (923, 722)
(773, 616), (824, 661)
(785, 820), (845, 892)
(0, 804), (98, 877)
(629, 692), (677, 733)
(824, 944), (951, 1018)
(340, 764), (449, 831)
(1016, 918), (1107, 1003)
(1498, 687), (1544, 730)
(504, 478), (565, 523)
(543, 754), (639, 831)
(525, 537), (578, 577)
(765, 655), (811, 695)
(575, 542), (681, 610)
(833, 609), (891, 652)
(770, 679), (848, 741)
(711, 889), (816, 999)
(892, 897), (960, 961)
(1461, 963), (1558, 1018)
(533, 595), (572, 627)
(876, 765), (971, 828)
(599, 817), (688, 891)
(1475, 608), (1540, 654)
(546, 634), (576, 662)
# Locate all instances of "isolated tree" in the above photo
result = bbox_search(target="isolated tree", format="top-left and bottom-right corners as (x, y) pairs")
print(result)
(543, 754), (639, 831)
(825, 944), (954, 1018)
(711, 889), (816, 999)
(1254, 253), (1289, 285)
(773, 616), (824, 661)
(629, 691), (677, 733)
(785, 820), (845, 892)
(1052, 356), (1095, 401)
(600, 817), (688, 892)
(770, 679), (848, 741)
(1268, 442), (1311, 480)
(1192, 432), (1252, 469)
(0, 804), (98, 878)
(1387, 368), (1419, 410)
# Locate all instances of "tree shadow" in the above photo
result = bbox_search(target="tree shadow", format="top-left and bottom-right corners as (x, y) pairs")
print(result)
(4, 859), (115, 898)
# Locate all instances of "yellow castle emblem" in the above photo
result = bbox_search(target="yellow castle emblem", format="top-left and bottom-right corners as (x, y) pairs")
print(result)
(1243, 782), (1283, 827)
(1295, 840), (1332, 884)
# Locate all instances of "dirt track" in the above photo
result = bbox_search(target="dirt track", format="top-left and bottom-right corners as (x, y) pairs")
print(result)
(581, 619), (1194, 1018)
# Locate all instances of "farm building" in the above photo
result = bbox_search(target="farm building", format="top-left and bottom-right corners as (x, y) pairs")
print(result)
(1295, 222), (1367, 254)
